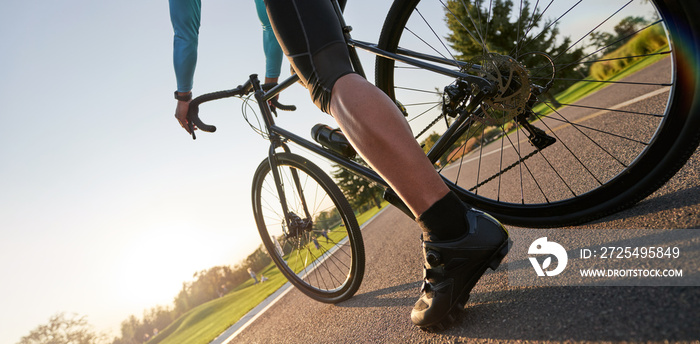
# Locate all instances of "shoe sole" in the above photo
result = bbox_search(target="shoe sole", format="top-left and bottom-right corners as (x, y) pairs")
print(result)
(418, 238), (511, 331)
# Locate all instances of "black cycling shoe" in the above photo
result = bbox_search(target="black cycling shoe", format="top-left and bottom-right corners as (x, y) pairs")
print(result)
(410, 208), (510, 330)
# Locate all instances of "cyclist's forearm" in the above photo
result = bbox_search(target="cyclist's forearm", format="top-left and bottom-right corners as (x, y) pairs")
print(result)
(263, 29), (283, 79)
(169, 0), (202, 92)
(255, 0), (283, 79)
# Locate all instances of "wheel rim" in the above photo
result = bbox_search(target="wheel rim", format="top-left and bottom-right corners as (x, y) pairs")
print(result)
(254, 158), (358, 296)
(377, 0), (685, 220)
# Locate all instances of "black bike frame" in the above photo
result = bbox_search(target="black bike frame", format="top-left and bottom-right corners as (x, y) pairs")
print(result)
(189, 0), (498, 222)
(256, 20), (491, 176)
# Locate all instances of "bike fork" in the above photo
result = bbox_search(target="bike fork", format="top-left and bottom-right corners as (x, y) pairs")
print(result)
(251, 74), (313, 232)
(267, 144), (313, 223)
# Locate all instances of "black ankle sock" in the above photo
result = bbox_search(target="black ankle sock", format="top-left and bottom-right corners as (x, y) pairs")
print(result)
(416, 191), (469, 241)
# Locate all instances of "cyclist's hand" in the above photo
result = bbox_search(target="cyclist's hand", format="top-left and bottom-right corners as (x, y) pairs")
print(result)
(174, 98), (195, 134)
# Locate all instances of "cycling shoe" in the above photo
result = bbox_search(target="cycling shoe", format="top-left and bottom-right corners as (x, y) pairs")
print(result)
(410, 208), (510, 330)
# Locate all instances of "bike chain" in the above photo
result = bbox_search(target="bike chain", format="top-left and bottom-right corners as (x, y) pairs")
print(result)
(415, 112), (446, 140)
(417, 109), (541, 192)
(467, 148), (541, 192)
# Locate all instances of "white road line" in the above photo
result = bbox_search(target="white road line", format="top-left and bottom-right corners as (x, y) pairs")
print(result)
(212, 85), (671, 343)
(210, 207), (388, 344)
(442, 86), (670, 173)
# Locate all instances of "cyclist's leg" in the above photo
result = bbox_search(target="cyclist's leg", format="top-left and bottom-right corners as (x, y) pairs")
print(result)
(332, 78), (508, 328)
(264, 0), (446, 217)
(330, 74), (448, 217)
(264, 0), (509, 328)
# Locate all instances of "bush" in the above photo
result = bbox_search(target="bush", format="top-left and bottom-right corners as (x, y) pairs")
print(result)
(590, 24), (667, 80)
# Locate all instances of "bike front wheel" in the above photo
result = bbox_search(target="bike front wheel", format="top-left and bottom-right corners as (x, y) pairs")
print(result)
(251, 152), (365, 303)
(376, 0), (700, 227)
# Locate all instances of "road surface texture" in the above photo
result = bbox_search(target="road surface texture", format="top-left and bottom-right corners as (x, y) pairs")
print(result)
(229, 147), (699, 343)
(224, 57), (699, 343)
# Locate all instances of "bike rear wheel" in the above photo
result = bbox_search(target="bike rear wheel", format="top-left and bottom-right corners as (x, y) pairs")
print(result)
(251, 152), (365, 303)
(376, 0), (700, 227)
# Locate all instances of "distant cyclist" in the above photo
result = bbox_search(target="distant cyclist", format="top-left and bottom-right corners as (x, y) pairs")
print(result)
(168, 0), (509, 329)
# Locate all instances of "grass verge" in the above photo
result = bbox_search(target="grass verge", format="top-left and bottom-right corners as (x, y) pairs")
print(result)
(533, 45), (669, 116)
(148, 202), (388, 344)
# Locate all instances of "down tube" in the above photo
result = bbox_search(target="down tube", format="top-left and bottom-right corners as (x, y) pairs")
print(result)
(269, 125), (465, 203)
(270, 125), (387, 187)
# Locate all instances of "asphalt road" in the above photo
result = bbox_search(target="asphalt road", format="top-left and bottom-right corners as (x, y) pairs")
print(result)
(225, 58), (699, 343)
(226, 149), (699, 344)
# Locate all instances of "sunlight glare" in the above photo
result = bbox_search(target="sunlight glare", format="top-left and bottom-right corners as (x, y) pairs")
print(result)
(115, 224), (220, 308)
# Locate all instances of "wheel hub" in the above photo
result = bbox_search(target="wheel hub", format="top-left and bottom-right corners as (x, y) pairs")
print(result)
(286, 212), (313, 238)
(468, 53), (531, 126)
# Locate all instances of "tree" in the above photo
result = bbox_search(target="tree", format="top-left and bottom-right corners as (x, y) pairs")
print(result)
(141, 305), (172, 338)
(313, 209), (342, 232)
(445, 0), (587, 94)
(112, 315), (142, 344)
(331, 161), (384, 211)
(590, 16), (650, 51)
(245, 246), (272, 274)
(17, 313), (107, 344)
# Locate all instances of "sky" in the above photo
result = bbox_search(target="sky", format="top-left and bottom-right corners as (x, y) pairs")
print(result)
(0, 1), (397, 343)
(0, 0), (651, 343)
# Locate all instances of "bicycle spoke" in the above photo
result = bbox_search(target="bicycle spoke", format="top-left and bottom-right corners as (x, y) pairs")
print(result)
(552, 19), (667, 72)
(395, 86), (443, 96)
(540, 102), (665, 118)
(440, 0), (490, 55)
(376, 0), (686, 223)
(254, 156), (361, 297)
(517, 0), (584, 54)
(515, 122), (524, 203)
(533, 77), (672, 87)
(502, 125), (547, 203)
(531, 109), (604, 185)
(407, 12), (459, 66)
(542, 113), (649, 147)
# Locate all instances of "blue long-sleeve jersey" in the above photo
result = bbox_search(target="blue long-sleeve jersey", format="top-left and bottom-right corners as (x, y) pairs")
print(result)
(169, 0), (284, 93)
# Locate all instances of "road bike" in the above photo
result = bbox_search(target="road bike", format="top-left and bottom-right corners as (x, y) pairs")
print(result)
(185, 0), (700, 303)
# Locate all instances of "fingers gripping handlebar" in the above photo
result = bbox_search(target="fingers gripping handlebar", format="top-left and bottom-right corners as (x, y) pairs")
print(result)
(186, 81), (253, 139)
(185, 77), (296, 140)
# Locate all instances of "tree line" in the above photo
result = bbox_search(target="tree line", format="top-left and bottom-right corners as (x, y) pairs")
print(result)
(110, 246), (271, 344)
(17, 246), (271, 344)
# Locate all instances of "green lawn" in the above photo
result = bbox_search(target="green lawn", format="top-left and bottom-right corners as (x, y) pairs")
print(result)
(148, 202), (388, 344)
(147, 265), (287, 344)
(533, 45), (669, 116)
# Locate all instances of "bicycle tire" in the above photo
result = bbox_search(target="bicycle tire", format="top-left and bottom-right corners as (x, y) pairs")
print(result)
(375, 0), (700, 227)
(251, 152), (365, 303)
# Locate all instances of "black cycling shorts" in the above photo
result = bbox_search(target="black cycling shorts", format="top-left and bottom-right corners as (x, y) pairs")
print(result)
(265, 0), (354, 113)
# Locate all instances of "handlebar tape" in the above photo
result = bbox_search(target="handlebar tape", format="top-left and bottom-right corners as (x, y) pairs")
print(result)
(270, 98), (297, 111)
(186, 81), (253, 139)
